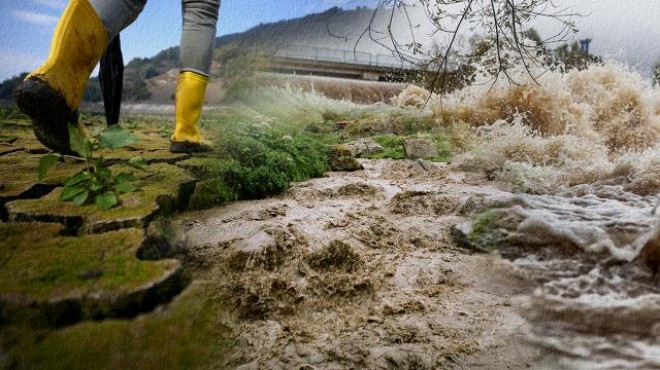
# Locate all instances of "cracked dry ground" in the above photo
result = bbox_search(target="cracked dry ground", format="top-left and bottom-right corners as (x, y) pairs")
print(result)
(176, 159), (543, 369)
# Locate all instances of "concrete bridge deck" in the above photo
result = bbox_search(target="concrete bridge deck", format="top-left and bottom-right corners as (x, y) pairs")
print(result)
(265, 44), (421, 81)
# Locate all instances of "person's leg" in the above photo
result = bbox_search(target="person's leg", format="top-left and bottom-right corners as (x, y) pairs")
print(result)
(170, 0), (220, 153)
(14, 0), (146, 155)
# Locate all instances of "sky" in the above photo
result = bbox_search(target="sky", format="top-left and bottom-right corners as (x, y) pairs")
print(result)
(0, 0), (374, 81)
(1, 0), (660, 82)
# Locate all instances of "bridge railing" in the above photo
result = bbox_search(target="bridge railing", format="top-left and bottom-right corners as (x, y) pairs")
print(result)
(271, 43), (419, 70)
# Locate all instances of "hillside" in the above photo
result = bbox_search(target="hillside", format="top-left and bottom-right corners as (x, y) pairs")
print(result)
(0, 6), (422, 104)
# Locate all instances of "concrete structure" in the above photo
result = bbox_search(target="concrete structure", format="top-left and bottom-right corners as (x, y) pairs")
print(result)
(266, 44), (421, 81)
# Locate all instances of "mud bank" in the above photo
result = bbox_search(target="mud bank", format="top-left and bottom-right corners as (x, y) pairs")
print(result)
(175, 159), (552, 369)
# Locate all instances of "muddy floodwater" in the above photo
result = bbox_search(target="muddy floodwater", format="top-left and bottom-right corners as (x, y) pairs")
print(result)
(174, 157), (659, 369)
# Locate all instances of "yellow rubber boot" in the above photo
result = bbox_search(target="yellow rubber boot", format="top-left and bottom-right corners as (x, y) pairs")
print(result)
(170, 71), (212, 153)
(14, 0), (108, 155)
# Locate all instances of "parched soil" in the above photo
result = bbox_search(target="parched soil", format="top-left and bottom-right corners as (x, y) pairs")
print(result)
(175, 159), (547, 369)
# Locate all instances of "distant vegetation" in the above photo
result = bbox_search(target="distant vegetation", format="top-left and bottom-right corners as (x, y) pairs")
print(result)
(215, 44), (269, 102)
(0, 73), (27, 101)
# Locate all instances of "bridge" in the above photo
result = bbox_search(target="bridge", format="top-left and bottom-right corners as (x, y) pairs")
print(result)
(265, 44), (422, 81)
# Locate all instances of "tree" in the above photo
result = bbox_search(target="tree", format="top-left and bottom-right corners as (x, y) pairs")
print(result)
(356, 0), (579, 97)
(552, 40), (601, 71)
(0, 73), (28, 100)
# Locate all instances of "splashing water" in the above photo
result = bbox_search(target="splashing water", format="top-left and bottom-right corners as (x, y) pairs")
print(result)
(457, 186), (659, 368)
(394, 62), (660, 196)
(408, 61), (660, 368)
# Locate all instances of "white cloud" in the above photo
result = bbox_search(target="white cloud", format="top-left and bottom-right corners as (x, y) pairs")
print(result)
(12, 10), (59, 26)
(33, 0), (66, 10)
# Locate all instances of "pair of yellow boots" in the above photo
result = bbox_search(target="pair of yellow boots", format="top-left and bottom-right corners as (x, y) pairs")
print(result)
(14, 0), (210, 155)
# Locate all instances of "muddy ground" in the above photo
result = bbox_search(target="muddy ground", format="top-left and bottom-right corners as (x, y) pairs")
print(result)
(174, 158), (555, 369)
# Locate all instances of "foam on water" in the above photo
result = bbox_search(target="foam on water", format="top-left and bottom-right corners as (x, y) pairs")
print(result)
(428, 60), (660, 363)
(470, 189), (659, 368)
(395, 62), (660, 196)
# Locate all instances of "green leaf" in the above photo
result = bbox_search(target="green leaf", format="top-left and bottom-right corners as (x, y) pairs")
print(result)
(64, 171), (91, 187)
(38, 154), (60, 180)
(99, 126), (137, 150)
(115, 172), (138, 184)
(60, 185), (87, 201)
(69, 124), (92, 158)
(90, 183), (104, 192)
(95, 192), (118, 210)
(128, 156), (148, 171)
(94, 163), (112, 179)
(114, 183), (138, 193)
(72, 190), (89, 206)
(89, 127), (103, 138)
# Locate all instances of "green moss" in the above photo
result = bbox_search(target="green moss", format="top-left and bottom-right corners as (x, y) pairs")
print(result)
(0, 224), (177, 301)
(176, 157), (222, 179)
(188, 178), (238, 210)
(3, 282), (232, 370)
(97, 130), (191, 165)
(0, 153), (85, 198)
(6, 163), (196, 234)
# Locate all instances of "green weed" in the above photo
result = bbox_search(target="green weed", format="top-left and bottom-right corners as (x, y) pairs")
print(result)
(39, 124), (147, 210)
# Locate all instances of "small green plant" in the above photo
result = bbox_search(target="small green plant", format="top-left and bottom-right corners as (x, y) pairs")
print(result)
(38, 124), (147, 210)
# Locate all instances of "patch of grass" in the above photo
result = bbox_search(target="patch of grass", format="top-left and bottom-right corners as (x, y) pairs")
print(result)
(367, 135), (406, 160)
(0, 108), (25, 121)
(430, 136), (454, 162)
(365, 134), (453, 162)
(188, 178), (237, 211)
(3, 282), (232, 370)
(217, 122), (330, 199)
(191, 109), (334, 203)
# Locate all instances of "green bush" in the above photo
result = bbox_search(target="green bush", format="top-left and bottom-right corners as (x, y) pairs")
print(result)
(191, 112), (331, 205)
(214, 120), (329, 199)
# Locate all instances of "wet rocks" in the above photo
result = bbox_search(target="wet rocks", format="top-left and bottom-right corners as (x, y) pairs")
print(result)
(344, 138), (384, 157)
(403, 138), (438, 159)
(329, 145), (363, 172)
(638, 219), (660, 274)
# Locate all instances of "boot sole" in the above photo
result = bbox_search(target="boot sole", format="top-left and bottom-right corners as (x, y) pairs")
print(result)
(14, 77), (78, 156)
(169, 141), (213, 154)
